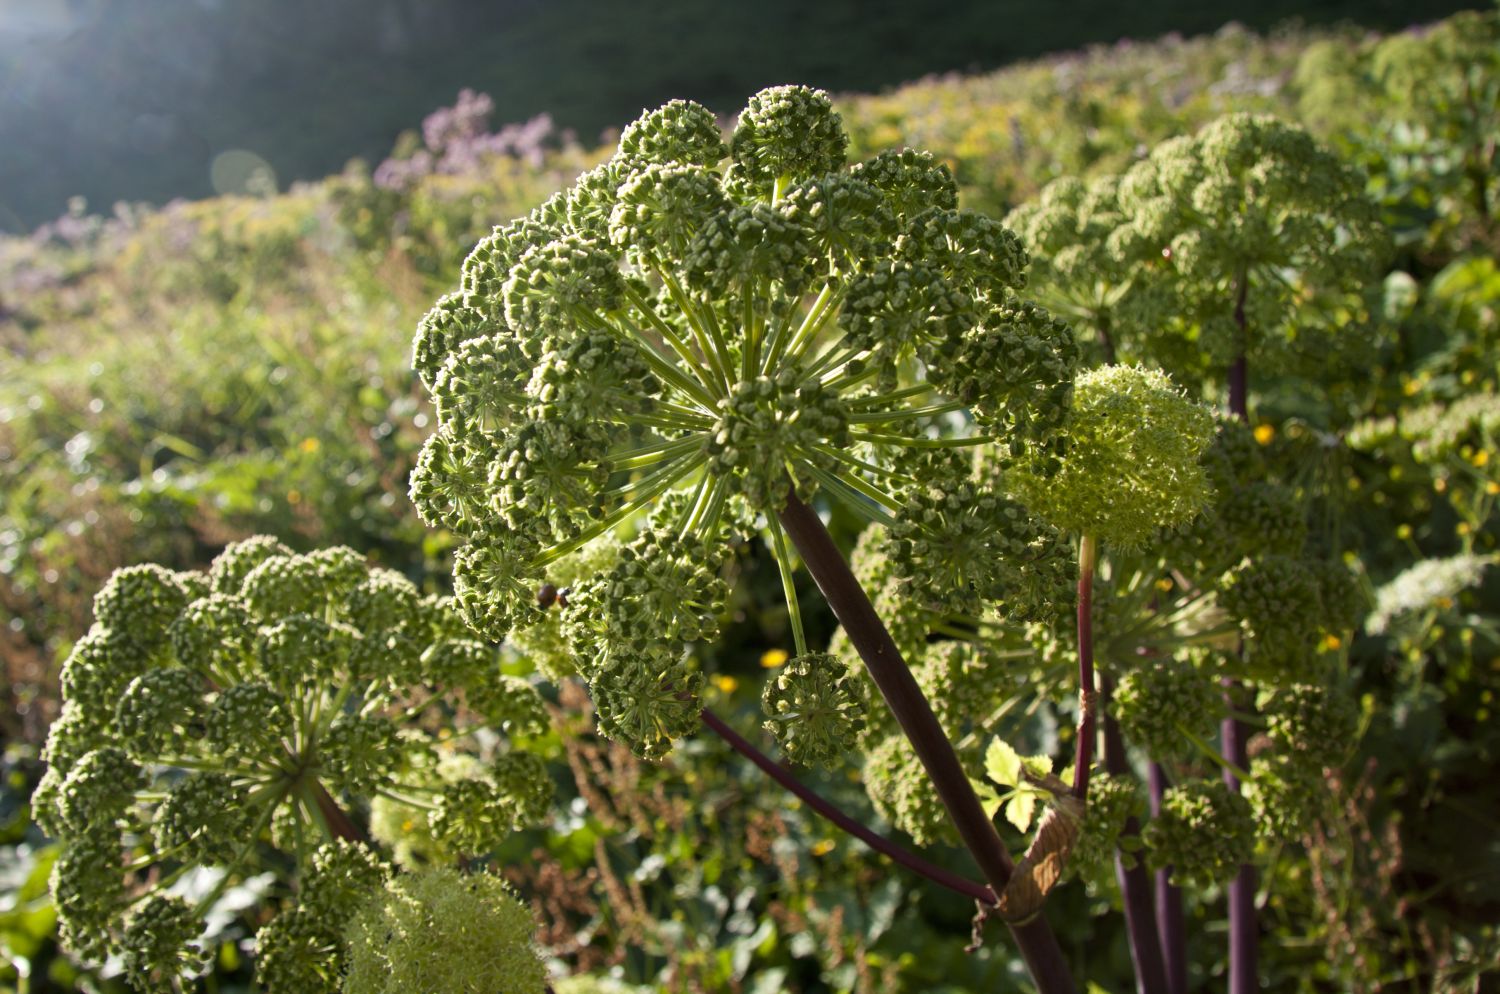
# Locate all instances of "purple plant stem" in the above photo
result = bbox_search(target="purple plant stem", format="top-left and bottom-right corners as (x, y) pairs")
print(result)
(1149, 762), (1189, 994)
(311, 779), (368, 844)
(1100, 676), (1169, 994)
(1224, 269), (1258, 994)
(699, 707), (996, 905)
(777, 492), (1078, 994)
(1221, 698), (1256, 994)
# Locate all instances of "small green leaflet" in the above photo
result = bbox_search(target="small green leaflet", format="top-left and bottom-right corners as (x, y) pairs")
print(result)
(984, 738), (1056, 790)
(980, 738), (1068, 833)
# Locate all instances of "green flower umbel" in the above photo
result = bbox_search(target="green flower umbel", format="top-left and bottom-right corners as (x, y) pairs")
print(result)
(1011, 364), (1216, 550)
(36, 539), (554, 993)
(411, 85), (1077, 760)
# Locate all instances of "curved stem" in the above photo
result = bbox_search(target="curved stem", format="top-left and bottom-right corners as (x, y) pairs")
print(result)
(776, 492), (1077, 994)
(698, 708), (993, 905)
(766, 518), (808, 657)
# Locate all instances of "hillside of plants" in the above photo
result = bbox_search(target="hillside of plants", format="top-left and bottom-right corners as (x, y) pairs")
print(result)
(1, 10), (1497, 994)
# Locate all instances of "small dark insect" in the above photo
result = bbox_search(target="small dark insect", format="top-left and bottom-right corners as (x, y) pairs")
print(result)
(536, 584), (571, 610)
(536, 583), (558, 609)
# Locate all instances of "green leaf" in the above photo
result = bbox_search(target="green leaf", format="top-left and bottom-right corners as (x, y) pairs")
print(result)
(1020, 752), (1055, 782)
(1004, 793), (1038, 833)
(985, 738), (1023, 789)
(972, 779), (1004, 819)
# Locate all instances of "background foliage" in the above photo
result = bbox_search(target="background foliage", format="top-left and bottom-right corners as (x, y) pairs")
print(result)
(0, 0), (1484, 229)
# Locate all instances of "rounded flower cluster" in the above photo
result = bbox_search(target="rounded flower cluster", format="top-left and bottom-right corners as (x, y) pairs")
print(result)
(887, 478), (1073, 619)
(1066, 773), (1144, 888)
(914, 639), (1022, 737)
(343, 866), (547, 994)
(1009, 115), (1387, 385)
(1010, 364), (1216, 549)
(1113, 113), (1389, 377)
(864, 732), (954, 847)
(410, 85), (1077, 758)
(1112, 655), (1221, 758)
(761, 652), (867, 766)
(1395, 390), (1500, 465)
(1243, 753), (1329, 843)
(1004, 175), (1179, 366)
(1259, 683), (1359, 758)
(1217, 555), (1330, 678)
(254, 840), (391, 993)
(1165, 417), (1307, 578)
(1143, 780), (1256, 888)
(35, 539), (553, 991)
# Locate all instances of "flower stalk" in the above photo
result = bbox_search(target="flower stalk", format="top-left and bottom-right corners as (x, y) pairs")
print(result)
(777, 491), (1078, 994)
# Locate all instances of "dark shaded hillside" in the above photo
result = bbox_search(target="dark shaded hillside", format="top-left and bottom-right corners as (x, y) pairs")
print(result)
(0, 0), (1480, 230)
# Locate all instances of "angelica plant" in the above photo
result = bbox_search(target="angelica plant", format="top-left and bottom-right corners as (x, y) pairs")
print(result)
(1009, 115), (1387, 994)
(1014, 114), (1389, 393)
(34, 537), (553, 993)
(410, 85), (1083, 990)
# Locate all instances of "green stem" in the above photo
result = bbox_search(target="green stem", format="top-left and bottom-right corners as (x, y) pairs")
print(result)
(658, 267), (735, 394)
(588, 308), (716, 410)
(193, 786), (288, 912)
(676, 473), (712, 538)
(784, 287), (846, 366)
(805, 343), (862, 382)
(1073, 535), (1098, 800)
(765, 282), (832, 374)
(612, 435), (706, 470)
(624, 283), (727, 399)
(772, 174), (792, 205)
(846, 382), (936, 409)
(767, 517), (809, 657)
(848, 401), (966, 424)
(1179, 723), (1252, 782)
(848, 429), (991, 449)
(813, 443), (917, 486)
(804, 465), (899, 523)
(536, 457), (697, 566)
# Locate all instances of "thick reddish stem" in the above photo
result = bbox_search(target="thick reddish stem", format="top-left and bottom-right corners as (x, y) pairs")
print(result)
(1100, 676), (1169, 994)
(1150, 762), (1189, 994)
(311, 779), (368, 844)
(777, 492), (1077, 994)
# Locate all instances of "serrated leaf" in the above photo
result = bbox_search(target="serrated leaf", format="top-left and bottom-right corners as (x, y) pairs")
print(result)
(972, 779), (1004, 819)
(985, 738), (1023, 789)
(1020, 752), (1055, 781)
(1004, 793), (1038, 833)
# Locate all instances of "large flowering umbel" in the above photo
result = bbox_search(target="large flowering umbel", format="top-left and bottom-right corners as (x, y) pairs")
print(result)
(343, 866), (547, 994)
(35, 539), (553, 993)
(1014, 115), (1388, 385)
(1010, 364), (1216, 551)
(411, 85), (1077, 760)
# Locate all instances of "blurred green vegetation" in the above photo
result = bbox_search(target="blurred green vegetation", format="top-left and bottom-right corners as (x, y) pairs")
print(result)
(1, 10), (1497, 992)
(0, 0), (1483, 229)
